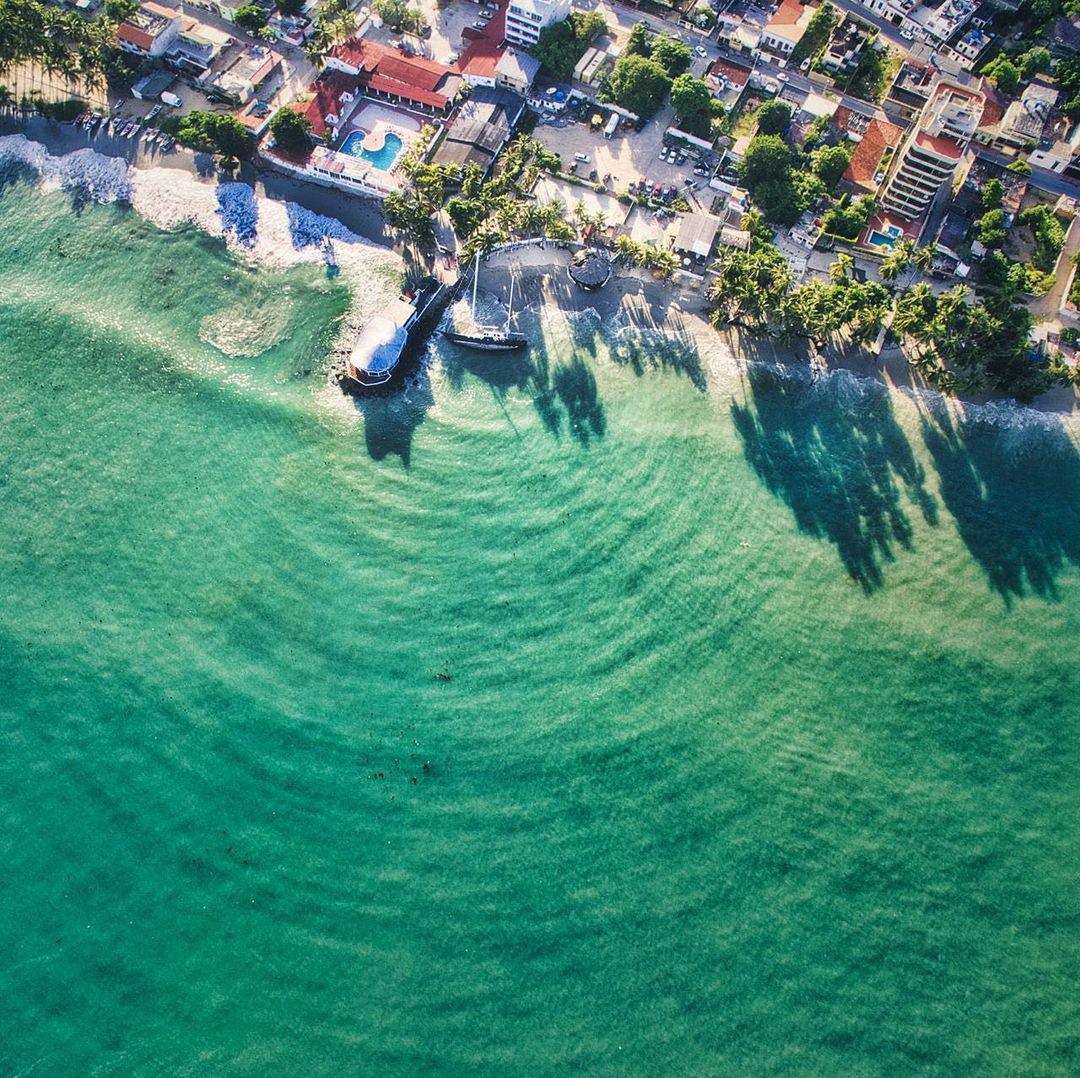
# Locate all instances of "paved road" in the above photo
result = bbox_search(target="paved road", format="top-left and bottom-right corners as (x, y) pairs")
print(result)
(975, 148), (1080, 202)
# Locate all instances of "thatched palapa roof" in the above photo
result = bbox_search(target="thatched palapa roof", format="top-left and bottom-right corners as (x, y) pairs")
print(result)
(568, 248), (611, 291)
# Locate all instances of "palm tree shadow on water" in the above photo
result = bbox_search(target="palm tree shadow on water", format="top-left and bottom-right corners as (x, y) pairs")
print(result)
(440, 296), (606, 448)
(915, 400), (1080, 605)
(731, 364), (939, 593)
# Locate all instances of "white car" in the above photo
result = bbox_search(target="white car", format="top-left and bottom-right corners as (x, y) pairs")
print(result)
(574, 152), (590, 162)
(900, 29), (914, 39)
(694, 45), (707, 57)
(777, 72), (789, 82)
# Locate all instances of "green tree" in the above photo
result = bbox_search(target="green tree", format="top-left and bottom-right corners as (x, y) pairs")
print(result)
(756, 99), (792, 135)
(753, 178), (805, 226)
(601, 54), (671, 118)
(981, 177), (1005, 211)
(268, 107), (311, 154)
(1007, 158), (1033, 176)
(810, 143), (851, 190)
(234, 3), (268, 31)
(984, 55), (1021, 95)
(650, 32), (691, 76)
(977, 208), (1008, 249)
(738, 134), (793, 188)
(164, 111), (252, 158)
(103, 0), (138, 21)
(624, 21), (650, 57)
(670, 73), (716, 138)
(1018, 46), (1051, 78)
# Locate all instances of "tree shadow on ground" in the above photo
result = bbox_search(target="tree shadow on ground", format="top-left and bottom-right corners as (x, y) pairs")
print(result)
(731, 364), (938, 593)
(915, 399), (1080, 604)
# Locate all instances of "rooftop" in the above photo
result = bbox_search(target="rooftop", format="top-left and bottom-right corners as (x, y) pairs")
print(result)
(843, 117), (904, 189)
(674, 212), (722, 258)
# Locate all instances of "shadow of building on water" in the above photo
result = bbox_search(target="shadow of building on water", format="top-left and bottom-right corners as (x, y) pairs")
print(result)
(731, 364), (938, 593)
(349, 366), (435, 468)
(915, 400), (1080, 605)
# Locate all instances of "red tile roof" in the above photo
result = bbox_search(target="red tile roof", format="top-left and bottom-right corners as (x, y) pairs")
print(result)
(327, 38), (457, 109)
(456, 40), (501, 79)
(304, 69), (357, 137)
(118, 23), (155, 50)
(842, 117), (904, 191)
(709, 56), (752, 87)
(767, 0), (805, 29)
(915, 130), (963, 160)
(976, 78), (1006, 127)
(366, 72), (449, 109)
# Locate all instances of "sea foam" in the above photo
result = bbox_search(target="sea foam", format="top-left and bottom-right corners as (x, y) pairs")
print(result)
(0, 135), (400, 326)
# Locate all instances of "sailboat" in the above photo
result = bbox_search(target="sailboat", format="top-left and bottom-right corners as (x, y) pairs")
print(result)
(443, 255), (528, 352)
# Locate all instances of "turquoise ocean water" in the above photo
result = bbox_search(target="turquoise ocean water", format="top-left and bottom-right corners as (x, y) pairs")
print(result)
(1, 172), (1079, 1075)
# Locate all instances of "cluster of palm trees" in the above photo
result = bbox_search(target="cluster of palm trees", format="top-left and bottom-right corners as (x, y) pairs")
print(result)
(707, 247), (892, 348)
(0, 0), (126, 101)
(614, 235), (678, 279)
(879, 238), (933, 290)
(434, 137), (583, 259)
(304, 0), (360, 66)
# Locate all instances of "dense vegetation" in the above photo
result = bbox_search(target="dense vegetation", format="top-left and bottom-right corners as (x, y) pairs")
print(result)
(0, 0), (130, 93)
(268, 107), (312, 155)
(601, 53), (671, 119)
(670, 73), (721, 139)
(738, 135), (827, 227)
(707, 240), (1069, 401)
(529, 12), (606, 81)
(161, 111), (251, 159)
(372, 0), (428, 37)
(790, 2), (837, 66)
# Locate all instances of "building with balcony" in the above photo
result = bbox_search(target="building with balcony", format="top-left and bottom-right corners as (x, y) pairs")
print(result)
(881, 81), (983, 219)
(759, 0), (814, 57)
(504, 0), (572, 47)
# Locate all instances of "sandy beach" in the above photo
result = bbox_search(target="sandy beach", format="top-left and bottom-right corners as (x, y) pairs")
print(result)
(4, 113), (1077, 417)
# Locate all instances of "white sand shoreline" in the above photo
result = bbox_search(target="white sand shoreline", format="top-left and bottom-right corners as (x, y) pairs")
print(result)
(2, 118), (1077, 423)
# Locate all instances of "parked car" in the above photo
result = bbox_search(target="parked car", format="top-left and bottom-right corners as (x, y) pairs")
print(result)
(676, 152), (686, 165)
(800, 57), (811, 70)
(472, 20), (486, 29)
(574, 152), (590, 162)
(777, 72), (789, 82)
(651, 182), (663, 198)
(900, 28), (914, 39)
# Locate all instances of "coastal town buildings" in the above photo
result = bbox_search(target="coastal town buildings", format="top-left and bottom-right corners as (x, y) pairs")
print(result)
(323, 39), (462, 116)
(758, 0), (815, 58)
(504, 0), (572, 47)
(881, 81), (984, 220)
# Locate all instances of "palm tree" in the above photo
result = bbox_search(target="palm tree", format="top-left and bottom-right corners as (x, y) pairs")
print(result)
(829, 253), (854, 282)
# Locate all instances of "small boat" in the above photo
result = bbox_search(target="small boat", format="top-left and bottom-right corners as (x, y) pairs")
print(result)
(443, 255), (528, 352)
(127, 122), (140, 140)
(338, 277), (445, 392)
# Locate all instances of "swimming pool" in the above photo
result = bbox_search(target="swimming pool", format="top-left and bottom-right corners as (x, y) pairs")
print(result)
(867, 224), (902, 249)
(339, 130), (404, 172)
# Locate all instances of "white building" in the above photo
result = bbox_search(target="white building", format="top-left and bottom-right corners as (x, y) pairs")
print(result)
(504, 0), (572, 47)
(882, 81), (983, 219)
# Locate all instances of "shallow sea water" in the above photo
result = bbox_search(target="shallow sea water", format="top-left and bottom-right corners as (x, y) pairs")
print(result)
(1, 175), (1078, 1076)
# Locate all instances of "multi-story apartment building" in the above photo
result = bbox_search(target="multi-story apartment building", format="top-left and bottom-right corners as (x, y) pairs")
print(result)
(504, 0), (572, 47)
(882, 81), (983, 219)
